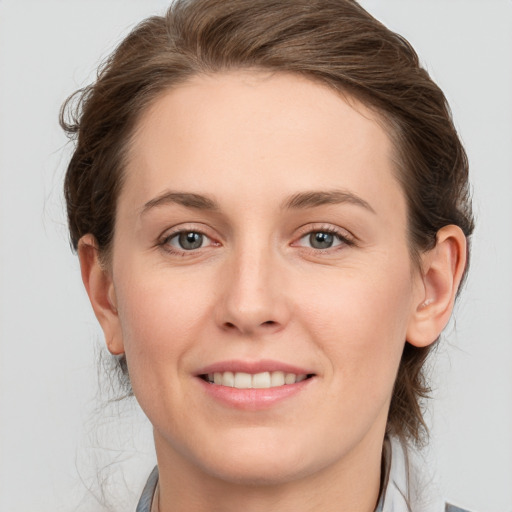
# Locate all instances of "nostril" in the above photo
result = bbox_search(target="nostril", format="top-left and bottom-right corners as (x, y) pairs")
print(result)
(221, 319), (280, 333)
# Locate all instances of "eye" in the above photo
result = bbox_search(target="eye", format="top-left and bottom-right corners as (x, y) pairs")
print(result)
(297, 229), (351, 250)
(307, 231), (338, 249)
(166, 231), (211, 251)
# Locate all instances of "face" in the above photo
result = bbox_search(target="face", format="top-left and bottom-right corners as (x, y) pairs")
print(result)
(105, 72), (425, 485)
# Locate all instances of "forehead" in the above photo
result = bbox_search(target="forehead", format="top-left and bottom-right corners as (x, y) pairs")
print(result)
(123, 71), (404, 219)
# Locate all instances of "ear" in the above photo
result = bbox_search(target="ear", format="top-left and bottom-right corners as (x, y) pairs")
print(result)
(78, 234), (124, 355)
(406, 225), (467, 348)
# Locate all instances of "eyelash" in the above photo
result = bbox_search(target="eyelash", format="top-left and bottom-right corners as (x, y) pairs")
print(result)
(159, 228), (217, 256)
(158, 225), (355, 256)
(294, 225), (355, 252)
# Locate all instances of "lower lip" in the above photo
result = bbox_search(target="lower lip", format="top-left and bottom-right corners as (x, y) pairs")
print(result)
(197, 377), (314, 410)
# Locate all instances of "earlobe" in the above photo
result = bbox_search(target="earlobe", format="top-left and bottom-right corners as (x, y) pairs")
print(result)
(407, 225), (467, 348)
(78, 235), (124, 355)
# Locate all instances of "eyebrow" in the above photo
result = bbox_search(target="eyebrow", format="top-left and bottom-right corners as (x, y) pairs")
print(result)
(282, 190), (375, 213)
(141, 189), (375, 216)
(141, 191), (219, 215)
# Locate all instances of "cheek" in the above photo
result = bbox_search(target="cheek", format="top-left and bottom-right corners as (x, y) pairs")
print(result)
(113, 266), (215, 389)
(299, 259), (414, 397)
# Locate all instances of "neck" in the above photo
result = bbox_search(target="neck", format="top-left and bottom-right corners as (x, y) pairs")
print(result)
(153, 429), (384, 512)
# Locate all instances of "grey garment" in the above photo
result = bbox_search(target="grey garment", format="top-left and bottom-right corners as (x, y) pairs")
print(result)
(136, 443), (473, 512)
(136, 466), (158, 512)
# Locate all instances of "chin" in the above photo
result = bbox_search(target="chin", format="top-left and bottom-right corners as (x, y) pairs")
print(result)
(187, 431), (329, 486)
(201, 456), (313, 487)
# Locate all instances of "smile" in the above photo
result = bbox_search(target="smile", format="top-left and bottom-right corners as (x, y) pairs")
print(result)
(196, 361), (316, 409)
(202, 371), (311, 389)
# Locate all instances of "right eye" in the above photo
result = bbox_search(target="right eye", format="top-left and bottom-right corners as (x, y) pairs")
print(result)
(301, 231), (342, 250)
(165, 231), (212, 251)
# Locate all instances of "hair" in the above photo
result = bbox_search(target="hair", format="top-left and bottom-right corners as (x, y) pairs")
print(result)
(61, 0), (474, 445)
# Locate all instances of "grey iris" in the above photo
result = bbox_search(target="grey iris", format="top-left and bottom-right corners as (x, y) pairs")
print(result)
(310, 232), (334, 249)
(179, 232), (203, 250)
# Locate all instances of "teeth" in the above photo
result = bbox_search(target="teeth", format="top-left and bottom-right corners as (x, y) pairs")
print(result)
(271, 371), (285, 387)
(223, 371), (235, 387)
(207, 371), (309, 388)
(284, 373), (296, 385)
(252, 371), (271, 389)
(234, 372), (252, 389)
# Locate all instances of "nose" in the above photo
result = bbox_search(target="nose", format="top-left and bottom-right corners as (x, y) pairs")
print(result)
(215, 245), (292, 336)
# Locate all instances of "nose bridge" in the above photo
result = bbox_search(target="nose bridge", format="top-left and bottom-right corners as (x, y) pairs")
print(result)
(217, 235), (289, 334)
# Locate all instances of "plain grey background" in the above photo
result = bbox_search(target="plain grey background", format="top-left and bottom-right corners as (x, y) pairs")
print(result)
(0, 1), (511, 511)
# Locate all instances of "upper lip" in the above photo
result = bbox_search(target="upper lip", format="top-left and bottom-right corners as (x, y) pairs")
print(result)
(196, 359), (315, 376)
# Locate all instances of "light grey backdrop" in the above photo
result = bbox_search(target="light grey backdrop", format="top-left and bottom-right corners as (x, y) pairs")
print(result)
(0, 1), (511, 511)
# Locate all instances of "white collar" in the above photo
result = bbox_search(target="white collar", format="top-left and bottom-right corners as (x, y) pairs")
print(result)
(377, 436), (445, 512)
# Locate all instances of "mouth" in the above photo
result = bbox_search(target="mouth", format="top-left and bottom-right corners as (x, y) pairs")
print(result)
(199, 371), (315, 389)
(196, 362), (316, 409)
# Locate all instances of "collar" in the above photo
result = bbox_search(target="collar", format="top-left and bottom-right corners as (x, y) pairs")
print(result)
(377, 436), (445, 512)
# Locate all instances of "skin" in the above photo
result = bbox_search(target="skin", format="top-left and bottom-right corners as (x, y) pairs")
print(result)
(79, 71), (466, 512)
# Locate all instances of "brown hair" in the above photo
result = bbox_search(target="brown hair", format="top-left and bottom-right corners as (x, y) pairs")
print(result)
(61, 0), (474, 444)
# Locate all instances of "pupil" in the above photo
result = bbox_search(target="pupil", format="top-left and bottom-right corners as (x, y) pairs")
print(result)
(310, 232), (333, 249)
(179, 232), (203, 250)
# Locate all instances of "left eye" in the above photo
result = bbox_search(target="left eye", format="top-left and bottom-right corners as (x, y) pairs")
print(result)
(166, 231), (211, 250)
(298, 231), (344, 250)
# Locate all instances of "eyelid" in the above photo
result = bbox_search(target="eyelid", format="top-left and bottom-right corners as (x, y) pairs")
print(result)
(166, 231), (212, 249)
(157, 223), (221, 254)
(292, 223), (356, 249)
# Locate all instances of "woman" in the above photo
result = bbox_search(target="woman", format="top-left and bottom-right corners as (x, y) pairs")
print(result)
(61, 1), (474, 510)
